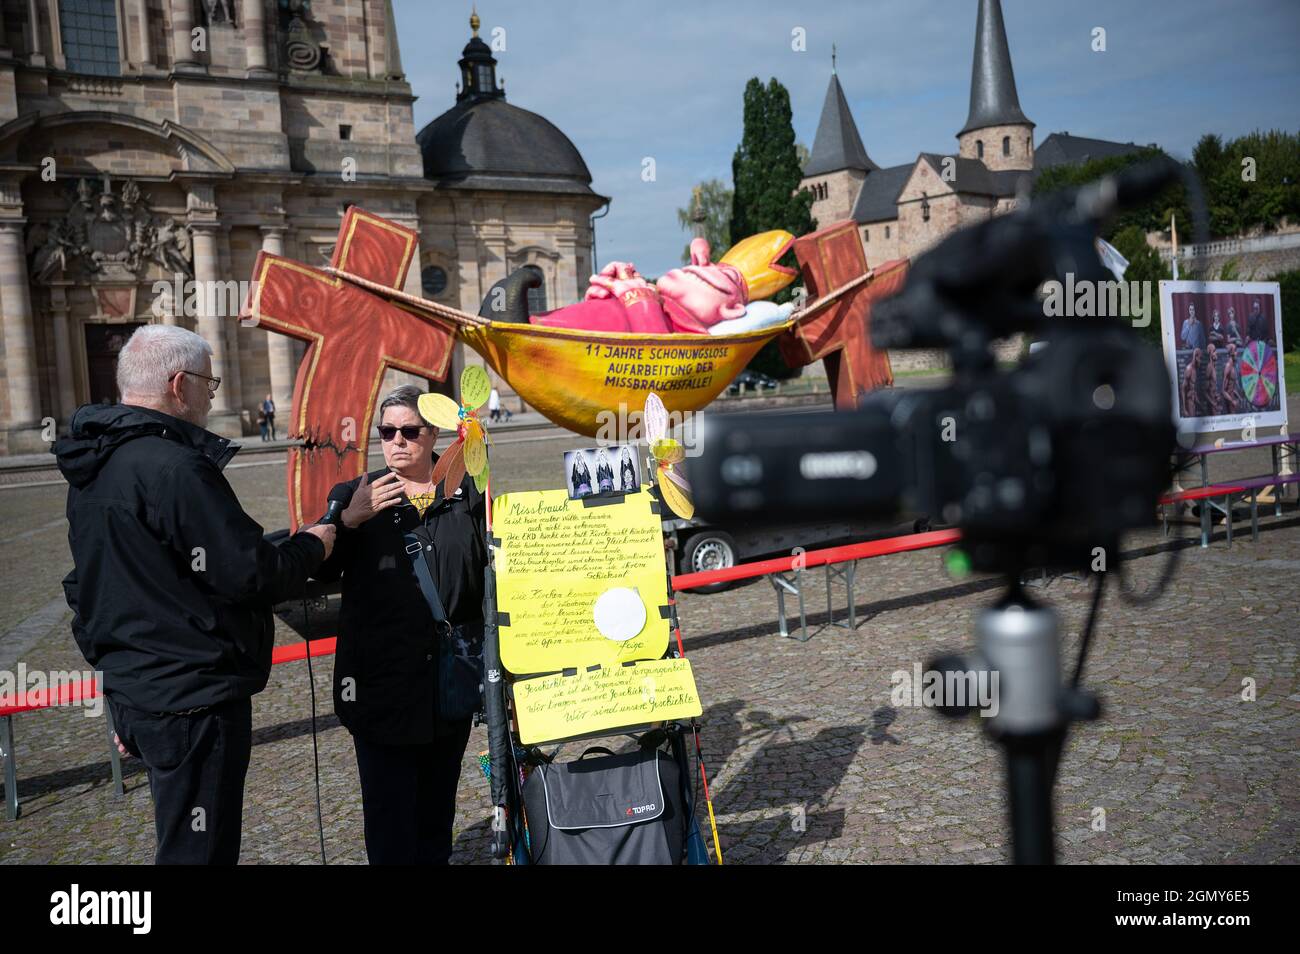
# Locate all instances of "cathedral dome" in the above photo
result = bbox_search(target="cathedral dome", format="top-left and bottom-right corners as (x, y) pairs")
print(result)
(416, 15), (598, 196)
(418, 98), (596, 195)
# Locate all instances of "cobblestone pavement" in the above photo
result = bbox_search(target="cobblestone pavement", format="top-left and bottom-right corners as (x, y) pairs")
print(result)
(1, 407), (1297, 864)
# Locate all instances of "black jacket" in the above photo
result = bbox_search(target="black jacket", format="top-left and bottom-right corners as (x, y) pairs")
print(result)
(54, 404), (326, 713)
(313, 462), (487, 745)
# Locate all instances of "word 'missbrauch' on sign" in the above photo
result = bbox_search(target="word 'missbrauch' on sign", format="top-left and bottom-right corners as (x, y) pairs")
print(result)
(493, 488), (670, 674)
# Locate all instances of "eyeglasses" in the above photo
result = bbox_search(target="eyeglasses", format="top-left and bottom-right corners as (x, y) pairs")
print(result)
(169, 370), (221, 396)
(378, 424), (430, 441)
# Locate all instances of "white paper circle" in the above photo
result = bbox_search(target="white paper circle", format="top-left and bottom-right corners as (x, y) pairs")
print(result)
(593, 587), (646, 642)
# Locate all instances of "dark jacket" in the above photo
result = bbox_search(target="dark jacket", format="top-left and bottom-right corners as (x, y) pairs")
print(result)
(313, 462), (487, 745)
(54, 404), (326, 713)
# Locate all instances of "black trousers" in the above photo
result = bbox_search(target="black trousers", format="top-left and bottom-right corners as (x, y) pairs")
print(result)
(352, 720), (472, 865)
(108, 696), (253, 865)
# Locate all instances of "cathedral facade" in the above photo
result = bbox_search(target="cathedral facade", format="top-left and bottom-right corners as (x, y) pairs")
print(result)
(800, 0), (1146, 267)
(0, 3), (605, 453)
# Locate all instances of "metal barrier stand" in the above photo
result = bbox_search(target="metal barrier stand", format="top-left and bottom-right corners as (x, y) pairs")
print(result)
(2, 714), (18, 820)
(825, 560), (858, 632)
(769, 569), (809, 641)
(770, 559), (860, 642)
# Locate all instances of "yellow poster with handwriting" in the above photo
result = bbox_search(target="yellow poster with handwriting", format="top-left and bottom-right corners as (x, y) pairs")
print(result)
(494, 488), (671, 674)
(513, 658), (702, 745)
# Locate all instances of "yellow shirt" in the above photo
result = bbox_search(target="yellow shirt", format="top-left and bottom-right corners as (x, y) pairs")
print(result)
(407, 491), (438, 517)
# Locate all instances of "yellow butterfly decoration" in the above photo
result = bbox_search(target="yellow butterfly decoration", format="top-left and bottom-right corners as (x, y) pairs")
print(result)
(644, 391), (693, 519)
(418, 364), (493, 495)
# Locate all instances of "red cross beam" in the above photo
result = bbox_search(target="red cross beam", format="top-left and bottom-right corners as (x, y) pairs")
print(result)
(240, 207), (455, 530)
(780, 219), (909, 410)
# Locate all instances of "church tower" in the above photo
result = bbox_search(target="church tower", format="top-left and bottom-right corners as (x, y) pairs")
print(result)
(800, 48), (878, 226)
(956, 0), (1034, 172)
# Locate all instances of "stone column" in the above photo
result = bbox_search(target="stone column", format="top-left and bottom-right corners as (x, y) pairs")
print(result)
(556, 231), (580, 307)
(0, 219), (43, 441)
(260, 226), (296, 417)
(24, 0), (45, 66)
(243, 0), (271, 76)
(131, 0), (153, 68)
(47, 0), (65, 69)
(170, 0), (198, 71)
(49, 284), (77, 421)
(189, 224), (236, 419)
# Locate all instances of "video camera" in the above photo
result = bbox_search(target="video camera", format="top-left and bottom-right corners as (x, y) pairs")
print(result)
(693, 159), (1183, 576)
(692, 158), (1198, 864)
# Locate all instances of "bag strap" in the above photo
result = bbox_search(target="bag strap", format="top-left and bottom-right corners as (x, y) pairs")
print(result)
(403, 528), (448, 623)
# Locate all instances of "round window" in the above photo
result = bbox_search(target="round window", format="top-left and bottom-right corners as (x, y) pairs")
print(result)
(422, 265), (448, 297)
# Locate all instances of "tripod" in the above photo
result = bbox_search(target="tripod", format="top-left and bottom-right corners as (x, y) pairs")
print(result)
(932, 578), (1101, 865)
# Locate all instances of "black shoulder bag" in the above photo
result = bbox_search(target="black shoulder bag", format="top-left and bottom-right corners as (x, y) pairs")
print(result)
(403, 525), (485, 723)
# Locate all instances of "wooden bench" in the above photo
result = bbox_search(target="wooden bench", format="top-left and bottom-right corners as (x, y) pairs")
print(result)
(1159, 484), (1245, 548)
(1230, 473), (1300, 541)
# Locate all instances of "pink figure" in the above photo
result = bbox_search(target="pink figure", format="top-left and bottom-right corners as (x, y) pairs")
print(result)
(528, 238), (748, 335)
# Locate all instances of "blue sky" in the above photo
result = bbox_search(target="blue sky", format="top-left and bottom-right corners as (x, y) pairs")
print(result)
(396, 0), (1300, 280)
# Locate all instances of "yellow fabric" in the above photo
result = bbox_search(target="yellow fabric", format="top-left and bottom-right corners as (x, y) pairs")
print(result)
(458, 321), (787, 438)
(407, 491), (437, 516)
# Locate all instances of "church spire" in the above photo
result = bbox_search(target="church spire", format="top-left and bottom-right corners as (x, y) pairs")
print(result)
(803, 66), (877, 177)
(959, 0), (1032, 135)
(382, 0), (405, 80)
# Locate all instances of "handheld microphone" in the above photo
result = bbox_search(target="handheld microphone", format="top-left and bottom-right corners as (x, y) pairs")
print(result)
(318, 483), (353, 526)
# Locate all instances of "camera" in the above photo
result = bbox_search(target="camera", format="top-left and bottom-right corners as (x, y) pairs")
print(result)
(693, 159), (1182, 576)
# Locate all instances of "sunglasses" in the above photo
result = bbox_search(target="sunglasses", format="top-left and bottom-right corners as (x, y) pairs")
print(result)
(378, 424), (430, 441)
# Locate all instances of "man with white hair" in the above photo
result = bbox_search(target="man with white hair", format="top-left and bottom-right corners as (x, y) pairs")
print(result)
(53, 324), (335, 864)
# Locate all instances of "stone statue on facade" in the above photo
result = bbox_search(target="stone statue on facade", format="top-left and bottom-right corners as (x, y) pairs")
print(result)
(27, 176), (194, 284)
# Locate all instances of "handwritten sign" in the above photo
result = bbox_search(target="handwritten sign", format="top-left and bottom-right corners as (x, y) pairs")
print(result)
(513, 658), (702, 745)
(494, 489), (670, 673)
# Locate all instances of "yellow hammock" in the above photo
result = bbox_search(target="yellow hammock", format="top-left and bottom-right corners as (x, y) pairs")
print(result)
(328, 268), (873, 438)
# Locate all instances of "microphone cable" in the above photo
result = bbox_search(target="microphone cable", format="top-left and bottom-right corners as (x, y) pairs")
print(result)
(301, 595), (328, 864)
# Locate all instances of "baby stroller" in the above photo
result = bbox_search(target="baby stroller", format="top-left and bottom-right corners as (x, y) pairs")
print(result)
(478, 487), (719, 865)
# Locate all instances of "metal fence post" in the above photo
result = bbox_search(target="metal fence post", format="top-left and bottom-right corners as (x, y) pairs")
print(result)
(1, 715), (18, 821)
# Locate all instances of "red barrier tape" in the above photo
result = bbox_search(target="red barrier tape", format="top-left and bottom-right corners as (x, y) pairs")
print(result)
(4, 532), (963, 714)
(671, 528), (962, 591)
(270, 637), (338, 666)
(0, 638), (340, 717)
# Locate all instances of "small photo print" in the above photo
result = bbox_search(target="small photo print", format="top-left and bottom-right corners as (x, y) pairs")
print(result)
(564, 444), (642, 500)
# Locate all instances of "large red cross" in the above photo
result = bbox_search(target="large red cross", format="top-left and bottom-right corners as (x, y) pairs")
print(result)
(781, 219), (908, 409)
(240, 208), (456, 530)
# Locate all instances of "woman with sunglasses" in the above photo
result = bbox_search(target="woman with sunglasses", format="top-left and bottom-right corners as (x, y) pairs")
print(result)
(313, 384), (487, 864)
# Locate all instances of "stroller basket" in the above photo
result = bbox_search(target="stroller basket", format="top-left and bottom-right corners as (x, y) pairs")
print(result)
(524, 746), (686, 865)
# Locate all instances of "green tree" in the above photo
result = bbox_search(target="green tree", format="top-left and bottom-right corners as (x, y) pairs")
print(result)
(1269, 267), (1300, 354)
(675, 179), (733, 265)
(1193, 129), (1300, 237)
(730, 78), (816, 245)
(730, 78), (817, 379)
